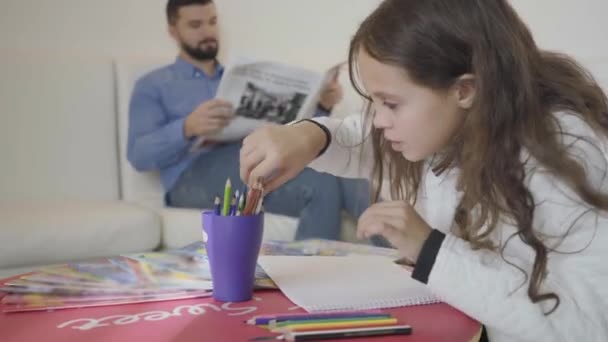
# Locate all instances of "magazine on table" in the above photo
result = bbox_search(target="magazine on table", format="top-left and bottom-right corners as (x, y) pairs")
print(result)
(0, 239), (392, 312)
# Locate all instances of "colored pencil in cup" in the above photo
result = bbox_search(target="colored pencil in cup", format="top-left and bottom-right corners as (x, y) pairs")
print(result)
(253, 179), (265, 213)
(213, 196), (221, 216)
(243, 185), (261, 215)
(236, 191), (245, 216)
(229, 195), (237, 216)
(222, 178), (232, 216)
(255, 194), (264, 214)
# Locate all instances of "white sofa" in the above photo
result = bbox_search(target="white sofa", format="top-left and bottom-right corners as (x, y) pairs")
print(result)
(0, 53), (355, 279)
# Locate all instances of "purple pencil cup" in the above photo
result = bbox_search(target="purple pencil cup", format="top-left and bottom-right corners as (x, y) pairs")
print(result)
(202, 211), (264, 302)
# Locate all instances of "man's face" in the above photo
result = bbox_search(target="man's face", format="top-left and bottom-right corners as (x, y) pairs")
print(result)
(170, 3), (219, 61)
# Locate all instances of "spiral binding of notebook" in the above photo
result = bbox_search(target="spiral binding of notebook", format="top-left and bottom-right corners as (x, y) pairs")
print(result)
(304, 295), (440, 313)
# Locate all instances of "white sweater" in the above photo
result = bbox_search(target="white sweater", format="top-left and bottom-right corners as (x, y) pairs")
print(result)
(309, 113), (608, 342)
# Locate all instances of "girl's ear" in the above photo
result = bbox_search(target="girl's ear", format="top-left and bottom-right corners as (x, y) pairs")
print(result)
(452, 74), (476, 109)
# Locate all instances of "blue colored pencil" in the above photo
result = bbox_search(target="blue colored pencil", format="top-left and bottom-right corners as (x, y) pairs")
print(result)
(228, 195), (237, 216)
(245, 311), (389, 326)
(213, 196), (221, 216)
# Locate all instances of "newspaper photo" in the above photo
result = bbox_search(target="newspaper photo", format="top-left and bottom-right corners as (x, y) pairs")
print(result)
(201, 55), (341, 142)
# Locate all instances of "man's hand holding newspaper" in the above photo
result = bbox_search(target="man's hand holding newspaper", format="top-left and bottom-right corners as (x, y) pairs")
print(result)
(191, 56), (343, 150)
(184, 99), (234, 139)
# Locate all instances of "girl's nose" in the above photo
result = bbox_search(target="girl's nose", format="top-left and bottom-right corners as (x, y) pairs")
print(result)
(373, 109), (393, 129)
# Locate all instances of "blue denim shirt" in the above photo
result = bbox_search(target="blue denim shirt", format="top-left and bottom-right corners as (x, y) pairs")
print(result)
(127, 57), (328, 193)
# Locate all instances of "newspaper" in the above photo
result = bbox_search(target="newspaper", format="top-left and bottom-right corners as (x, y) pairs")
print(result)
(200, 56), (342, 143)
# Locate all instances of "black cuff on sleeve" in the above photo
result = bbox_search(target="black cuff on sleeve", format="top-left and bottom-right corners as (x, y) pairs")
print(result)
(299, 119), (331, 157)
(411, 229), (446, 284)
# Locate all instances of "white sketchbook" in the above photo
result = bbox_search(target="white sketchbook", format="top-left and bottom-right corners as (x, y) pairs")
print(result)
(257, 255), (440, 312)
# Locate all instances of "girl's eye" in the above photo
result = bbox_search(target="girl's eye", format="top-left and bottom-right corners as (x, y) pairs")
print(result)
(383, 101), (398, 110)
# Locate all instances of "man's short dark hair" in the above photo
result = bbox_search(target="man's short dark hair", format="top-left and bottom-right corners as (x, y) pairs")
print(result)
(166, 0), (214, 25)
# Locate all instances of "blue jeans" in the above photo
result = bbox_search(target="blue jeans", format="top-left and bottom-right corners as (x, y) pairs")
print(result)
(167, 142), (370, 240)
(337, 177), (391, 248)
(338, 177), (371, 218)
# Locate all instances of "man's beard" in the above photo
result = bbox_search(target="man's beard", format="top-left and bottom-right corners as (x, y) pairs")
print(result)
(182, 39), (219, 61)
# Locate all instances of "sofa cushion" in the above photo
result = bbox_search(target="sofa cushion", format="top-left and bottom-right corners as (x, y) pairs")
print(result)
(0, 200), (161, 269)
(0, 53), (119, 201)
(160, 207), (360, 250)
(160, 207), (299, 249)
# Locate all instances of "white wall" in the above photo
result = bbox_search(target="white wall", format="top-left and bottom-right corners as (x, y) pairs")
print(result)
(1, 0), (606, 65)
(0, 0), (381, 68)
(0, 0), (606, 113)
(1, 0), (606, 111)
(510, 0), (607, 60)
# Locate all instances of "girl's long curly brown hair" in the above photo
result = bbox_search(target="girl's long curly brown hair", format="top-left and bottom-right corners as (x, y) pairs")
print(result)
(348, 0), (608, 314)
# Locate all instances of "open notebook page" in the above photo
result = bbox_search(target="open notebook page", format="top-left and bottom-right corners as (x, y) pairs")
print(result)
(257, 255), (439, 312)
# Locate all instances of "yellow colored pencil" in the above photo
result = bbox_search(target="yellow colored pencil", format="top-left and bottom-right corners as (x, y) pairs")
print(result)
(271, 318), (399, 332)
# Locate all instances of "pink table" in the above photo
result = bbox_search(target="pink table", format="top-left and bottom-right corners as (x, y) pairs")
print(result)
(1, 289), (480, 342)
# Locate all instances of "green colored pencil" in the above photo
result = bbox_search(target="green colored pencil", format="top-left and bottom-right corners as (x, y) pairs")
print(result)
(222, 178), (232, 216)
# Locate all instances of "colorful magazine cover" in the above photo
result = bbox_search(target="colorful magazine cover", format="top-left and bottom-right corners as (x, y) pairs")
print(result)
(142, 242), (277, 289)
(0, 238), (396, 313)
(1, 290), (212, 312)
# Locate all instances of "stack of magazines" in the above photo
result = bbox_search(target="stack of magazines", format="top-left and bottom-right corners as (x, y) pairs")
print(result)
(0, 240), (397, 313)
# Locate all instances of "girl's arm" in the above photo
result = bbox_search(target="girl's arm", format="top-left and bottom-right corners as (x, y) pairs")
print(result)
(307, 115), (374, 179)
(415, 168), (608, 341)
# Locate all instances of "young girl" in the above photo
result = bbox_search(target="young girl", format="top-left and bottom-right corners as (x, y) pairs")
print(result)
(239, 0), (608, 341)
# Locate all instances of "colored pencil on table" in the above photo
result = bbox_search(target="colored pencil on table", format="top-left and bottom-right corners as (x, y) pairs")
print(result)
(246, 311), (388, 326)
(280, 325), (412, 341)
(249, 325), (412, 342)
(270, 315), (394, 328)
(271, 318), (399, 332)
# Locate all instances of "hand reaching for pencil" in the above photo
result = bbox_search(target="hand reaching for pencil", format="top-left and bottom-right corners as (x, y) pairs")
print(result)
(242, 179), (264, 215)
(215, 178), (266, 216)
(239, 121), (328, 192)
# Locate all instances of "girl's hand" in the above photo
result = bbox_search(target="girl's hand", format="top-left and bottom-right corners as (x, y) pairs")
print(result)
(240, 121), (327, 192)
(357, 201), (433, 264)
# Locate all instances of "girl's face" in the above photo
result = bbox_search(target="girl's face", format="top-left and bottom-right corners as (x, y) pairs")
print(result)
(357, 48), (469, 162)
